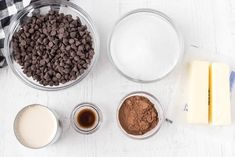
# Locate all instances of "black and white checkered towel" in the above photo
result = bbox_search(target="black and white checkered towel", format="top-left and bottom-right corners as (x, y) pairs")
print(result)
(0, 0), (31, 68)
(0, 0), (66, 68)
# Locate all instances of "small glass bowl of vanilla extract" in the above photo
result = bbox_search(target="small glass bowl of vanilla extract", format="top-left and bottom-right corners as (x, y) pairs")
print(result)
(70, 103), (103, 134)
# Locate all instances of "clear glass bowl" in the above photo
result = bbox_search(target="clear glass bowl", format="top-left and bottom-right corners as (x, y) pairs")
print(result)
(116, 91), (165, 139)
(4, 0), (99, 91)
(13, 104), (62, 149)
(70, 102), (103, 134)
(108, 9), (184, 83)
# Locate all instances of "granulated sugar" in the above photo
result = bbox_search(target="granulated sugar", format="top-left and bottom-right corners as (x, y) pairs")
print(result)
(110, 11), (182, 81)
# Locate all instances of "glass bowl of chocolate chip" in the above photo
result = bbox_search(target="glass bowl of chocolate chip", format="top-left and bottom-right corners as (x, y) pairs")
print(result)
(117, 91), (165, 139)
(4, 0), (99, 91)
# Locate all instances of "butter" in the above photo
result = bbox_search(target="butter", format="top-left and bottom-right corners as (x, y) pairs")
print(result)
(209, 63), (231, 125)
(188, 61), (209, 124)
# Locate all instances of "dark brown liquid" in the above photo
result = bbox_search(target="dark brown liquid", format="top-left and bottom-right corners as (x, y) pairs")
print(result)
(77, 109), (96, 128)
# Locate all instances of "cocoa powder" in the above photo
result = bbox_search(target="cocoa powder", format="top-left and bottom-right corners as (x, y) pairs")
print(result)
(118, 95), (159, 135)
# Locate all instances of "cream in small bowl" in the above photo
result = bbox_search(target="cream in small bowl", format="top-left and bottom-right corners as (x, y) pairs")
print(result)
(14, 104), (62, 149)
(117, 92), (164, 139)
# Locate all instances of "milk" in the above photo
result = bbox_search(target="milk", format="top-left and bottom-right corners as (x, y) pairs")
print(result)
(14, 105), (59, 148)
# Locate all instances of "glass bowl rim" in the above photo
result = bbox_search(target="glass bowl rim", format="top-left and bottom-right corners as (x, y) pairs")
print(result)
(4, 0), (100, 91)
(108, 8), (184, 83)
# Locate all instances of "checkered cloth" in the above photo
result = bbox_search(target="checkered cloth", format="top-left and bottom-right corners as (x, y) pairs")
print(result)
(0, 0), (29, 68)
(0, 0), (65, 68)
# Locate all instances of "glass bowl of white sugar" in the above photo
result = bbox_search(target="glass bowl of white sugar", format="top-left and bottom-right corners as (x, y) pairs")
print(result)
(108, 9), (184, 82)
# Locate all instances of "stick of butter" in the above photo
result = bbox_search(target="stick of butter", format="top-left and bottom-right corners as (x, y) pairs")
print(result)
(209, 63), (231, 125)
(188, 61), (209, 124)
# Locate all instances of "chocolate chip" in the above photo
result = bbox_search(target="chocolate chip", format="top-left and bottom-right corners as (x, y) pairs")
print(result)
(70, 32), (76, 38)
(48, 41), (54, 48)
(29, 28), (34, 34)
(40, 60), (46, 65)
(78, 45), (84, 51)
(79, 31), (85, 37)
(65, 45), (71, 51)
(43, 28), (47, 34)
(59, 28), (64, 33)
(74, 56), (80, 61)
(82, 39), (86, 44)
(58, 33), (63, 39)
(51, 30), (56, 36)
(56, 73), (61, 79)
(69, 39), (74, 44)
(75, 40), (81, 46)
(21, 40), (26, 46)
(43, 38), (49, 44)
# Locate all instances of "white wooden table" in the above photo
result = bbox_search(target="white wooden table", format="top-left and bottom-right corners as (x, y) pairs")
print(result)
(1, 0), (235, 156)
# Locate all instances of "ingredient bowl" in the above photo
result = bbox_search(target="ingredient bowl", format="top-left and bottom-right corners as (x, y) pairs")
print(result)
(4, 0), (99, 91)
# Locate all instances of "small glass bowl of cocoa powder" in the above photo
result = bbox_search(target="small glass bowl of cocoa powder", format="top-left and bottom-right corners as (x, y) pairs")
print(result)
(117, 91), (164, 139)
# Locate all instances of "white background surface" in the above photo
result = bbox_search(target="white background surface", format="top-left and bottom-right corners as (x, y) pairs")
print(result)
(1, 0), (235, 156)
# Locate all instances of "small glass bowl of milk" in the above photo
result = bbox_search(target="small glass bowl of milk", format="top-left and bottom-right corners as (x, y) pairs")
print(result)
(14, 104), (62, 149)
